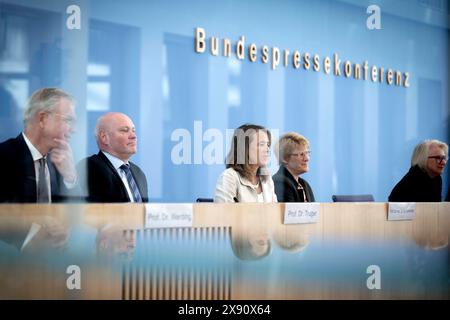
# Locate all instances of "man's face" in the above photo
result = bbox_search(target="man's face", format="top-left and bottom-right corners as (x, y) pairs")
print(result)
(97, 228), (136, 261)
(43, 98), (76, 149)
(103, 114), (137, 161)
(426, 144), (447, 177)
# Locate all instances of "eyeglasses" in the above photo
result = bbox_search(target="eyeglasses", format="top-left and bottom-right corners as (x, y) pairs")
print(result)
(290, 151), (311, 158)
(428, 155), (448, 165)
(51, 113), (76, 126)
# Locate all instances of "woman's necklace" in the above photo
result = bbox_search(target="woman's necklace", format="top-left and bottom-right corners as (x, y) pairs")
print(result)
(251, 178), (260, 189)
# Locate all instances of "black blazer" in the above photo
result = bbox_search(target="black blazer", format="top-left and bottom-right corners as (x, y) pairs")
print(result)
(388, 165), (442, 202)
(272, 166), (315, 202)
(77, 151), (148, 203)
(0, 134), (72, 203)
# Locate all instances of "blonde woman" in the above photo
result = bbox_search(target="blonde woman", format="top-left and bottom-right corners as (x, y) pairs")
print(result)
(273, 132), (315, 202)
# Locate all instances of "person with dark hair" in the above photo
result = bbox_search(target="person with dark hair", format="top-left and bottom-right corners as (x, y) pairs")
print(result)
(0, 88), (77, 203)
(214, 124), (277, 203)
(389, 139), (448, 202)
(229, 215), (271, 261)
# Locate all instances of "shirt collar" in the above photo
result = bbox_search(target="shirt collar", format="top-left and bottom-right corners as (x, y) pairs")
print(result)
(22, 132), (44, 161)
(237, 174), (256, 188)
(236, 169), (268, 189)
(281, 165), (300, 183)
(102, 151), (128, 170)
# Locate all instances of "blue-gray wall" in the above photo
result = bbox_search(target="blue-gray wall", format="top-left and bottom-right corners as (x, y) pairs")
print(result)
(0, 0), (449, 202)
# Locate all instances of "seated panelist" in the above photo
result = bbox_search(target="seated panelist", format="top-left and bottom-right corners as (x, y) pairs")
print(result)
(389, 139), (448, 202)
(0, 88), (77, 203)
(272, 132), (315, 202)
(78, 112), (148, 203)
(214, 123), (277, 203)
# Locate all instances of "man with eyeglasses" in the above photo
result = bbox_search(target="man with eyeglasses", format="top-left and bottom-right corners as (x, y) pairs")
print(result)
(0, 88), (77, 203)
(389, 139), (448, 202)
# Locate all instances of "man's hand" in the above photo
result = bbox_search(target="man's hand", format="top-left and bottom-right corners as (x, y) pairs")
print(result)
(22, 216), (70, 252)
(50, 138), (77, 184)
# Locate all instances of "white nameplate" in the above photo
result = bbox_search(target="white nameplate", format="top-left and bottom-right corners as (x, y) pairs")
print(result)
(388, 202), (416, 221)
(284, 203), (320, 224)
(145, 203), (193, 228)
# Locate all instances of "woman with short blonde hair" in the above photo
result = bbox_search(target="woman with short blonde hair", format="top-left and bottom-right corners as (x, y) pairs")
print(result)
(272, 132), (315, 202)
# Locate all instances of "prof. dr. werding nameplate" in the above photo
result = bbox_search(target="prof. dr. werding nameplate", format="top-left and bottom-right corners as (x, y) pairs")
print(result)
(145, 203), (193, 228)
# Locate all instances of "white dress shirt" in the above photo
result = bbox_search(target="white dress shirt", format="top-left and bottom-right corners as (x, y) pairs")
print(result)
(102, 151), (135, 202)
(214, 168), (278, 203)
(22, 133), (51, 203)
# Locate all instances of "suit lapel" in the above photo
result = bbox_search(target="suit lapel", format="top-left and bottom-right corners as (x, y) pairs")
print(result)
(98, 151), (122, 180)
(98, 151), (130, 201)
(282, 166), (303, 201)
(15, 135), (37, 202)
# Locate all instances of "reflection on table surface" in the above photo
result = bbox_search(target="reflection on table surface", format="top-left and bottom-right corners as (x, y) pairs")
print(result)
(0, 203), (448, 299)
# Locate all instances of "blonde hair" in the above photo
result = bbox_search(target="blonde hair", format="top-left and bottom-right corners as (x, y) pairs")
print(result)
(274, 132), (310, 165)
(272, 223), (309, 253)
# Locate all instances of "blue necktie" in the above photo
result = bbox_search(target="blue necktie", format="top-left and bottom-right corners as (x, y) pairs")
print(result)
(120, 164), (142, 202)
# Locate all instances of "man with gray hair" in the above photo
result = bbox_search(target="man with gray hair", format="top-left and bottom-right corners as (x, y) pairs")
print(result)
(77, 112), (148, 202)
(0, 87), (77, 202)
(389, 139), (448, 202)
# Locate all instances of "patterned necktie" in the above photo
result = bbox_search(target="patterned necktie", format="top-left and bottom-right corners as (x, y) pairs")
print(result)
(120, 164), (142, 202)
(37, 157), (50, 203)
(297, 180), (308, 202)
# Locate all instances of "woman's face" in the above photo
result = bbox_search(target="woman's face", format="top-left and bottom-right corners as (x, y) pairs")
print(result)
(284, 144), (310, 176)
(248, 231), (270, 257)
(248, 130), (270, 167)
(425, 144), (447, 177)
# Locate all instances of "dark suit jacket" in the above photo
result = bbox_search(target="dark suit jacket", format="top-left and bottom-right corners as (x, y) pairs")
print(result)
(388, 165), (442, 202)
(0, 134), (72, 203)
(272, 166), (315, 202)
(77, 151), (148, 203)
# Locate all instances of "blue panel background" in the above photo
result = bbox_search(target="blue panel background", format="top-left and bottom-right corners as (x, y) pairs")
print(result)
(0, 0), (449, 202)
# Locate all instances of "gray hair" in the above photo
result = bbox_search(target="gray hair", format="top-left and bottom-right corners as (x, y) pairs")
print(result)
(94, 112), (122, 145)
(94, 115), (105, 140)
(23, 88), (74, 128)
(411, 139), (449, 170)
(94, 114), (110, 148)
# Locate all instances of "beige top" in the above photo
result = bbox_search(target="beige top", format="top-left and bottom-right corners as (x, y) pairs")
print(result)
(214, 168), (278, 203)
